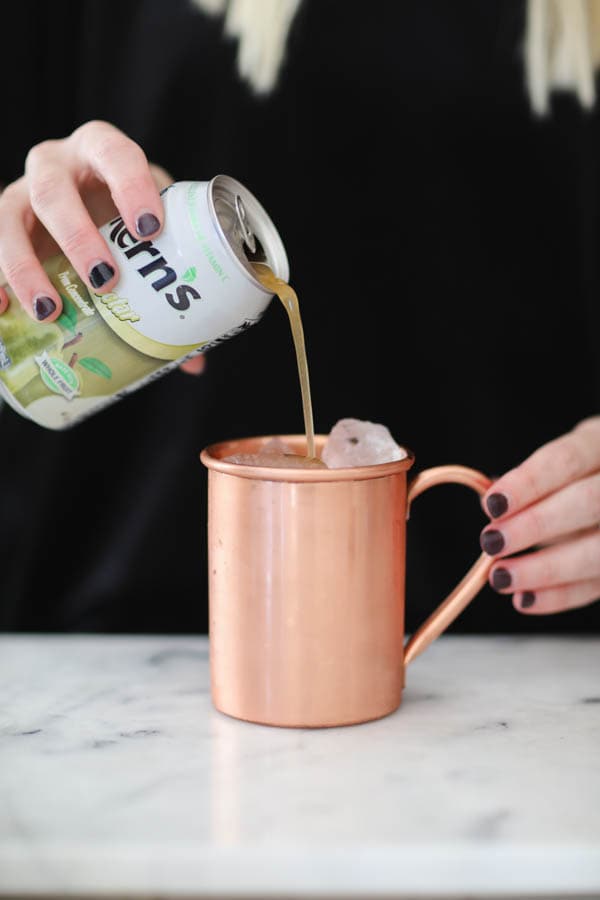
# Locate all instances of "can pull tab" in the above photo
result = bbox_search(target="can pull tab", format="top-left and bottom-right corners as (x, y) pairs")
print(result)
(235, 194), (257, 256)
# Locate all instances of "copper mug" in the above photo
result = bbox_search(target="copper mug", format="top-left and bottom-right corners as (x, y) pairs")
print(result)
(200, 435), (493, 728)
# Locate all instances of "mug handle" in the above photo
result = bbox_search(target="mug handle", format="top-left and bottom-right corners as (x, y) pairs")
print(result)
(403, 465), (493, 668)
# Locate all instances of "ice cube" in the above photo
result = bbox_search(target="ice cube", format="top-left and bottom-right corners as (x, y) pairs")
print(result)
(321, 418), (407, 468)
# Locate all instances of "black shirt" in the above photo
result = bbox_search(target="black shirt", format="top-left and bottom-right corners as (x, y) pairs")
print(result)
(1, 0), (599, 633)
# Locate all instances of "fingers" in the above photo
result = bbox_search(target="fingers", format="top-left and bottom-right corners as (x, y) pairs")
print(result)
(512, 578), (600, 615)
(0, 178), (63, 321)
(481, 472), (600, 558)
(72, 121), (164, 241)
(488, 523), (600, 616)
(483, 417), (600, 521)
(25, 140), (119, 296)
(489, 527), (600, 594)
(179, 355), (206, 375)
(0, 121), (166, 323)
(481, 417), (600, 618)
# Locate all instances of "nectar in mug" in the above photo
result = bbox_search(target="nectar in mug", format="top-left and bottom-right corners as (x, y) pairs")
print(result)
(0, 176), (289, 429)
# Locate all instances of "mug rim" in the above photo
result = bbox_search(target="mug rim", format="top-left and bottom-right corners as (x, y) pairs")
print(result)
(200, 433), (415, 482)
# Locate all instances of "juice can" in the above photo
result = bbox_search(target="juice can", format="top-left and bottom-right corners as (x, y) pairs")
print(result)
(0, 175), (289, 429)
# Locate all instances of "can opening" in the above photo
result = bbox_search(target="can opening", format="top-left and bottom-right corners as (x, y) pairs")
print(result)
(243, 233), (267, 265)
(208, 175), (290, 286)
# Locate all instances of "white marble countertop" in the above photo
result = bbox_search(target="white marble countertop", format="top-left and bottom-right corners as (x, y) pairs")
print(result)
(0, 633), (599, 899)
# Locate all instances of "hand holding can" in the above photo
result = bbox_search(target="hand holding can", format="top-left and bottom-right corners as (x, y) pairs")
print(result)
(0, 121), (168, 323)
(0, 124), (289, 429)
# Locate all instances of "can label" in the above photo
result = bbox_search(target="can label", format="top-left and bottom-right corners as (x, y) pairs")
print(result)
(0, 255), (174, 429)
(0, 178), (286, 429)
(95, 183), (241, 359)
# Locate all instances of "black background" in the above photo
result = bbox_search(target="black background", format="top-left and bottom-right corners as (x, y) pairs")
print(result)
(0, 0), (598, 634)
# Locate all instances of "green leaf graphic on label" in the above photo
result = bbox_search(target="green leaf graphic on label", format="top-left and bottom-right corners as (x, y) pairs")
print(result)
(57, 294), (78, 335)
(182, 266), (197, 283)
(79, 357), (112, 379)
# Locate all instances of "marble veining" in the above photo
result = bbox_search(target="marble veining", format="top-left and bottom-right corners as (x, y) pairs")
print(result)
(0, 633), (599, 898)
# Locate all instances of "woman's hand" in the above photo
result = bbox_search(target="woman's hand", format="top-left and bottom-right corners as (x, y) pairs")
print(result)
(481, 416), (600, 614)
(0, 119), (205, 374)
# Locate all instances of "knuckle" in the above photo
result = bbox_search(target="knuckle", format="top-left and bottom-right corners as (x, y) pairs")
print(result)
(519, 462), (542, 501)
(555, 438), (584, 481)
(0, 225), (10, 259)
(0, 218), (10, 254)
(574, 415), (600, 439)
(123, 141), (148, 167)
(25, 140), (59, 173)
(91, 135), (119, 166)
(60, 223), (97, 257)
(564, 583), (585, 608)
(0, 179), (24, 209)
(74, 118), (113, 138)
(29, 172), (62, 213)
(585, 476), (600, 516)
(91, 131), (146, 171)
(116, 171), (153, 201)
(548, 586), (569, 609)
(3, 254), (35, 287)
(538, 552), (558, 585)
(583, 534), (600, 576)
(523, 503), (545, 543)
(70, 119), (113, 150)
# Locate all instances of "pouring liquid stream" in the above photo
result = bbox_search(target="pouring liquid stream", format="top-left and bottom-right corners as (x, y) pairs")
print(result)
(252, 262), (316, 460)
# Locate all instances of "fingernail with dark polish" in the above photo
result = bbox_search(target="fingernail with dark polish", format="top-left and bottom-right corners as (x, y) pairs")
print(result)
(521, 591), (536, 609)
(33, 295), (57, 320)
(89, 262), (115, 289)
(136, 213), (160, 237)
(492, 567), (512, 591)
(487, 492), (508, 519)
(481, 529), (505, 555)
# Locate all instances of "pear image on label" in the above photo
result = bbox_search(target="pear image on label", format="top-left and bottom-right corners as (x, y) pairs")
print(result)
(0, 299), (64, 395)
